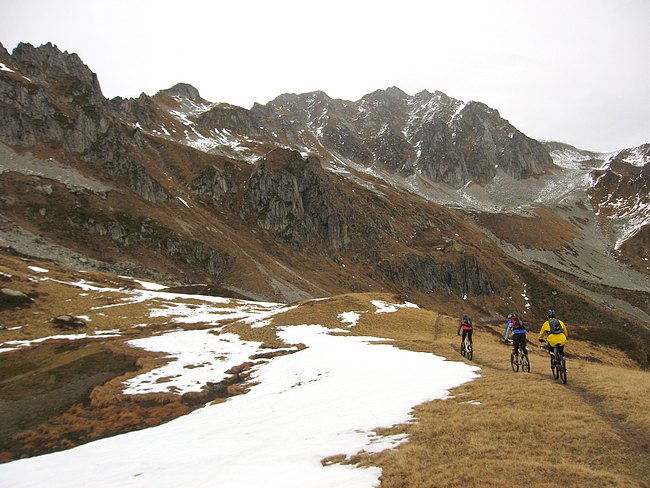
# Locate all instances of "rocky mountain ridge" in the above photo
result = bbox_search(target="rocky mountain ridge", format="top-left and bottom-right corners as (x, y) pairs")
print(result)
(0, 42), (648, 365)
(113, 81), (554, 189)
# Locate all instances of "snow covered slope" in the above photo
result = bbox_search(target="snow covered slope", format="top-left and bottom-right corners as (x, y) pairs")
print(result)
(0, 278), (478, 488)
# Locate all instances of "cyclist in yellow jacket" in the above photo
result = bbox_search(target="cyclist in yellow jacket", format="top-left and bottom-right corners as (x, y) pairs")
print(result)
(538, 310), (568, 368)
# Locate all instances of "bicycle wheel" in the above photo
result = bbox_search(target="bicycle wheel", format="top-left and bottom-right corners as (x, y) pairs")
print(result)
(510, 352), (519, 372)
(460, 343), (466, 357)
(521, 353), (530, 373)
(466, 342), (473, 361)
(552, 350), (559, 379)
(559, 357), (567, 384)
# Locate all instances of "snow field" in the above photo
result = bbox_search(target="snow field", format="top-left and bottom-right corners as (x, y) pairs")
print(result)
(0, 287), (480, 488)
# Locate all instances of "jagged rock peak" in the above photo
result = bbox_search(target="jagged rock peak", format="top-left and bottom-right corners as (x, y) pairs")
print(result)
(156, 82), (202, 100)
(611, 143), (650, 167)
(263, 90), (335, 108)
(10, 42), (100, 88)
(0, 42), (11, 64)
(362, 86), (409, 101)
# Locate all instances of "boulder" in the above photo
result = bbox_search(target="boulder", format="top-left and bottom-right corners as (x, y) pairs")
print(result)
(51, 314), (87, 330)
(0, 288), (33, 309)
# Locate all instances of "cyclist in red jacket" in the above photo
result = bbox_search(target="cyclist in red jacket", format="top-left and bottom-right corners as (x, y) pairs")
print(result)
(457, 314), (473, 349)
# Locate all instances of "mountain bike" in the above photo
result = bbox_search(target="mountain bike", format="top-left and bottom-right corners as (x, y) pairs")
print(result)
(460, 334), (473, 360)
(510, 341), (530, 372)
(541, 341), (567, 384)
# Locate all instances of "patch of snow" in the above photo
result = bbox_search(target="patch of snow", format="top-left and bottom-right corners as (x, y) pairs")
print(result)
(28, 266), (48, 273)
(371, 300), (418, 314)
(550, 148), (598, 169)
(0, 324), (479, 487)
(619, 145), (649, 167)
(0, 332), (121, 353)
(123, 330), (264, 395)
(94, 329), (121, 335)
(177, 196), (190, 208)
(0, 63), (29, 82)
(132, 279), (167, 291)
(338, 311), (361, 327)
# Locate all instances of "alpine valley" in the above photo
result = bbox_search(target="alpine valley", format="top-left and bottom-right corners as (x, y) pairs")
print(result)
(0, 42), (648, 486)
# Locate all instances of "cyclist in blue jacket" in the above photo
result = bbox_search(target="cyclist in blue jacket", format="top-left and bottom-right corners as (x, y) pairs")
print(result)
(504, 313), (527, 363)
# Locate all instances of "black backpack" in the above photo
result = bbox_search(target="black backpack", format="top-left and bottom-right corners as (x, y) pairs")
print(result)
(549, 318), (563, 334)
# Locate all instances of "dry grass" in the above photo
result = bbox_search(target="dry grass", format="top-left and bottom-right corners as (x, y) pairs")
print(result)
(474, 206), (580, 251)
(231, 294), (650, 487)
(355, 315), (648, 487)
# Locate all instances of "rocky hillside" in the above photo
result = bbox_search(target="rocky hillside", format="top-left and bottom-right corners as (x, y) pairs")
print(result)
(588, 144), (649, 271)
(0, 42), (648, 365)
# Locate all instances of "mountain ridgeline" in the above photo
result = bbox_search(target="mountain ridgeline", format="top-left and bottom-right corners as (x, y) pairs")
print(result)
(0, 42), (648, 365)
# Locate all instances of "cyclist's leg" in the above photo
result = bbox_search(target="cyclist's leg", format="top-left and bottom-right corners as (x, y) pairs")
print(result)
(467, 329), (473, 344)
(521, 333), (528, 355)
(556, 344), (565, 357)
(461, 329), (467, 348)
(546, 343), (555, 366)
(512, 333), (521, 358)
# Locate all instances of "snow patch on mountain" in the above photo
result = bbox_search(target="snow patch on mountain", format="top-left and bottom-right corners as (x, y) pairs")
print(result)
(0, 297), (479, 488)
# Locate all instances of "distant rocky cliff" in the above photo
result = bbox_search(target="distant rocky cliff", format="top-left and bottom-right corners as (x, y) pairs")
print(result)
(0, 42), (168, 202)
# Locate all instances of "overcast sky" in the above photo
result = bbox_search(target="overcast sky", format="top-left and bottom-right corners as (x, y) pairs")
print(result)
(2, 0), (648, 152)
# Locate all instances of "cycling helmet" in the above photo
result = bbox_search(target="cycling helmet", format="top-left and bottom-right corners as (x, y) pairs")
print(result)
(507, 313), (514, 319)
(462, 314), (469, 321)
(547, 309), (556, 318)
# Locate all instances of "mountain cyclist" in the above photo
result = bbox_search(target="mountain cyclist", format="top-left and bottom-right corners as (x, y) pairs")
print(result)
(538, 310), (569, 367)
(504, 313), (527, 362)
(457, 314), (473, 350)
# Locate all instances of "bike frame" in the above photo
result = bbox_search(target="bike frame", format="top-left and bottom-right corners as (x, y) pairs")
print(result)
(511, 341), (530, 372)
(461, 333), (473, 360)
(545, 343), (567, 384)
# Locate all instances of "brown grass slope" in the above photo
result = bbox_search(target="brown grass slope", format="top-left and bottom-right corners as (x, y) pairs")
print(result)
(228, 293), (650, 487)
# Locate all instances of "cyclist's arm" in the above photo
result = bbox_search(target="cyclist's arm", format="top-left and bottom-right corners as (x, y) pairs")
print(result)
(538, 322), (549, 341)
(504, 321), (512, 340)
(457, 322), (462, 335)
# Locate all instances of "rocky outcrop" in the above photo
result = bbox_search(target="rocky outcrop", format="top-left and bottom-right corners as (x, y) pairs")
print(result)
(82, 128), (169, 202)
(0, 42), (111, 153)
(110, 93), (162, 129)
(156, 82), (202, 100)
(51, 314), (87, 330)
(0, 43), (168, 202)
(589, 145), (650, 216)
(0, 288), (33, 310)
(198, 104), (265, 137)
(240, 149), (359, 251)
(0, 43), (11, 64)
(373, 254), (496, 297)
(451, 101), (551, 182)
(191, 162), (240, 201)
